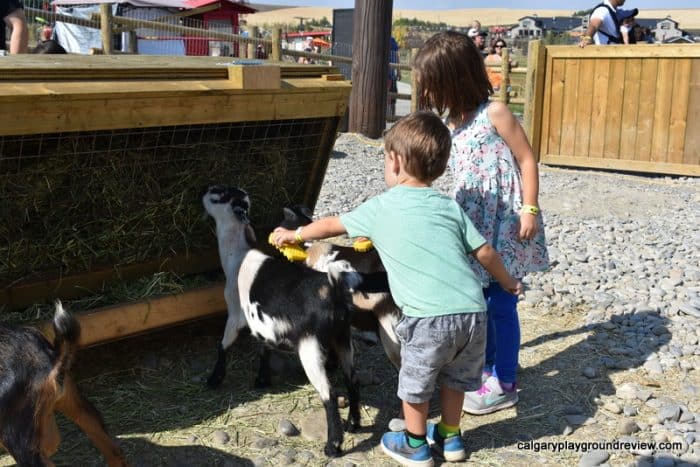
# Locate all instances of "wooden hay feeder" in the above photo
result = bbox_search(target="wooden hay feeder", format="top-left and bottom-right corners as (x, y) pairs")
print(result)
(0, 55), (351, 345)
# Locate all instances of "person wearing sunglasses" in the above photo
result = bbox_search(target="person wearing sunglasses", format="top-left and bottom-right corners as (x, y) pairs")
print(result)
(484, 39), (516, 92)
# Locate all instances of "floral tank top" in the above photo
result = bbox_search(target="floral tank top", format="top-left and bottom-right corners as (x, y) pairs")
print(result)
(449, 101), (549, 286)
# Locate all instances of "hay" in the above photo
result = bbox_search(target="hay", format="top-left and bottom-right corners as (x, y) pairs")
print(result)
(0, 118), (330, 288)
(0, 270), (221, 326)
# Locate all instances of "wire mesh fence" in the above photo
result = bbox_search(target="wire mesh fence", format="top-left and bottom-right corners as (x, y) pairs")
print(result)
(0, 117), (334, 286)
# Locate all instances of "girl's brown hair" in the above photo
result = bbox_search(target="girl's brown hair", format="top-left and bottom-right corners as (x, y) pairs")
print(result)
(413, 31), (492, 122)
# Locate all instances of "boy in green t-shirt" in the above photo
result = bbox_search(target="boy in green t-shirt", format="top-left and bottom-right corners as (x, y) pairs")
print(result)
(272, 111), (521, 466)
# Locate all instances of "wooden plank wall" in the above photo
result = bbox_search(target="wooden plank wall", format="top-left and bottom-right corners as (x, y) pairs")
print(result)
(536, 45), (700, 176)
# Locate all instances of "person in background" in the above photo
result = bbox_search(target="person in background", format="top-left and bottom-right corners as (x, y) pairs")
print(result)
(468, 30), (488, 58)
(484, 39), (517, 92)
(579, 0), (626, 47)
(618, 8), (639, 44)
(388, 36), (400, 118)
(414, 31), (549, 416)
(467, 19), (482, 39)
(1, 0), (28, 54)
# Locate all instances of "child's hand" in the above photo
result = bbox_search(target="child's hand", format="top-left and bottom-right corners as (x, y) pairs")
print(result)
(518, 213), (539, 241)
(502, 278), (523, 296)
(272, 227), (297, 246)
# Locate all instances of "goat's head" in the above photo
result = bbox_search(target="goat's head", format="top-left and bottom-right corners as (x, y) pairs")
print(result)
(280, 205), (313, 229)
(203, 186), (251, 225)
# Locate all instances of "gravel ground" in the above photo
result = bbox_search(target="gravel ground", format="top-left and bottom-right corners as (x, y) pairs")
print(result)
(1, 132), (698, 467)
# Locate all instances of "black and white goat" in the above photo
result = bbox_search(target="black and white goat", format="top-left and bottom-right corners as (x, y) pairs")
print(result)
(280, 206), (402, 370)
(0, 302), (128, 466)
(203, 186), (362, 457)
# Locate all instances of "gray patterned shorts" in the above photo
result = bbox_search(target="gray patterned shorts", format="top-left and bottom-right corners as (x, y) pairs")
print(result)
(395, 312), (486, 403)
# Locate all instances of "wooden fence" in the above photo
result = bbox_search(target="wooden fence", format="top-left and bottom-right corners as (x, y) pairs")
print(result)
(526, 41), (700, 177)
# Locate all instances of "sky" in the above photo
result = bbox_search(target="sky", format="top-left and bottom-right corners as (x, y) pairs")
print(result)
(257, 1), (699, 10)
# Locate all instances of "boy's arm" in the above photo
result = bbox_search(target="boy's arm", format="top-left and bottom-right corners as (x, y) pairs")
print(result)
(272, 216), (346, 245)
(472, 243), (523, 295)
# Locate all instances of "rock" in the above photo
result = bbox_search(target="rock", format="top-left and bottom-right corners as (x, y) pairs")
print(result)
(186, 434), (198, 444)
(253, 436), (278, 449)
(624, 406), (638, 417)
(652, 455), (675, 467)
(579, 449), (610, 467)
(603, 402), (623, 414)
(388, 418), (406, 432)
(212, 430), (230, 445)
(658, 405), (681, 423)
(636, 389), (654, 402)
(582, 367), (597, 378)
(563, 404), (584, 415)
(563, 425), (574, 436)
(644, 359), (664, 376)
(566, 415), (591, 426)
(300, 409), (327, 442)
(618, 419), (640, 435)
(337, 395), (348, 408)
(617, 383), (639, 400)
(278, 419), (299, 437)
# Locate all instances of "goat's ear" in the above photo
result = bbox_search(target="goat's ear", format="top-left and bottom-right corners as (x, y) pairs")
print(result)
(298, 205), (313, 220)
(282, 207), (297, 221)
(244, 224), (257, 245)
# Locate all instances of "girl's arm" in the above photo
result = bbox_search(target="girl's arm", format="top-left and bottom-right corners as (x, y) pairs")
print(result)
(489, 101), (540, 241)
(272, 216), (346, 245)
(473, 243), (522, 295)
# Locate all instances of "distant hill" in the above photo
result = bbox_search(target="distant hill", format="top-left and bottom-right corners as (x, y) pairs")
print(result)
(243, 7), (700, 29)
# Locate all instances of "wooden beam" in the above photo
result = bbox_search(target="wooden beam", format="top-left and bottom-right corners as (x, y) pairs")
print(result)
(0, 81), (351, 136)
(524, 40), (546, 160)
(349, 0), (393, 138)
(546, 44), (700, 59)
(1, 250), (220, 309)
(272, 28), (281, 62)
(540, 154), (700, 177)
(39, 284), (226, 347)
(100, 3), (113, 55)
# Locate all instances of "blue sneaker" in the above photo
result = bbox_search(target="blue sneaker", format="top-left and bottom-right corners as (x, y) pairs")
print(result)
(380, 431), (434, 467)
(426, 423), (466, 462)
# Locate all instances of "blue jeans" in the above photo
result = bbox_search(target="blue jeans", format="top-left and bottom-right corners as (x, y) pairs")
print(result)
(483, 282), (520, 384)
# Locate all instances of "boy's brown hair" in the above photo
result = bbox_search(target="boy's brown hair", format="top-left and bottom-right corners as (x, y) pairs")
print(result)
(384, 111), (451, 183)
(413, 31), (492, 122)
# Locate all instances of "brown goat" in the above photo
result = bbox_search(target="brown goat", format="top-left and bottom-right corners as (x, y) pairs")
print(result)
(0, 301), (128, 467)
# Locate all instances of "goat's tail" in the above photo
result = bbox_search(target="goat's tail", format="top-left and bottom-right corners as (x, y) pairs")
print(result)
(327, 260), (363, 309)
(51, 300), (81, 383)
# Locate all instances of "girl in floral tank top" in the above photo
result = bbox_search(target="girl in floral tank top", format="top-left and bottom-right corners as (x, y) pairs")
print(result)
(414, 31), (549, 415)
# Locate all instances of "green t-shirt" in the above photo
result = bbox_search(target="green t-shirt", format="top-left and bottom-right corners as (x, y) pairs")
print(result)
(340, 185), (487, 318)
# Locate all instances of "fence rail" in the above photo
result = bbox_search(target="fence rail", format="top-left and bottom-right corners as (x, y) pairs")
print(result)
(21, 7), (525, 121)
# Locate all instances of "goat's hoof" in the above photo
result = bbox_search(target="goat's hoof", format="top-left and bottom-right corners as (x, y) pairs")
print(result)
(324, 444), (342, 458)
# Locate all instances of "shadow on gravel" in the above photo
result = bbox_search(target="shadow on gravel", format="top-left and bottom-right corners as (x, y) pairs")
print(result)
(331, 150), (349, 159)
(461, 311), (672, 463)
(118, 438), (254, 467)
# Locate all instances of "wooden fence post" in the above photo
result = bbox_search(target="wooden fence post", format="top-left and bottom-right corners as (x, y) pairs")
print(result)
(247, 43), (254, 59)
(100, 3), (113, 55)
(523, 40), (547, 159)
(500, 47), (510, 104)
(410, 48), (418, 113)
(271, 28), (281, 62)
(348, 0), (393, 138)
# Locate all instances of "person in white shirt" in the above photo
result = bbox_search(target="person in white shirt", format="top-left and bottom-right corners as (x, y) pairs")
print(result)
(579, 0), (626, 47)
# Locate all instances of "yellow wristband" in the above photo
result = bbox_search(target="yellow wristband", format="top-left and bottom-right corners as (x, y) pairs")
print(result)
(521, 204), (539, 215)
(294, 227), (304, 243)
